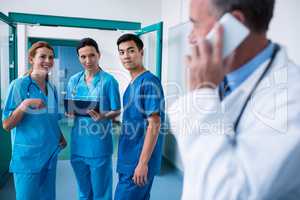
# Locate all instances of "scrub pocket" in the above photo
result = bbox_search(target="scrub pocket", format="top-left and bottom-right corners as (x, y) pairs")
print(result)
(10, 144), (43, 173)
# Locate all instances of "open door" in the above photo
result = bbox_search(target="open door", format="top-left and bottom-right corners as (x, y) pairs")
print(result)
(0, 12), (17, 188)
(136, 22), (163, 80)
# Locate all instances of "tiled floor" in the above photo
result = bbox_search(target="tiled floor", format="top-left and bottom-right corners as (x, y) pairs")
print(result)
(0, 157), (182, 200)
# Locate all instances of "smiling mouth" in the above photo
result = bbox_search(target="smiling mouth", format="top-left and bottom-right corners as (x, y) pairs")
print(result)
(42, 66), (50, 70)
(36, 67), (50, 74)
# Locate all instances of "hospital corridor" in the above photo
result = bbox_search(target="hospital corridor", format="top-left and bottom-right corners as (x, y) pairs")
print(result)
(1, 0), (300, 200)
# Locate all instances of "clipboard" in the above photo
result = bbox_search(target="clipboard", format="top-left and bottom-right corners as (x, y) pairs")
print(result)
(64, 99), (100, 116)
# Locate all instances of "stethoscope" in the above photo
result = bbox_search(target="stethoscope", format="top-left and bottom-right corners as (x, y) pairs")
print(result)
(27, 75), (57, 102)
(71, 71), (84, 97)
(71, 70), (102, 98)
(225, 44), (280, 144)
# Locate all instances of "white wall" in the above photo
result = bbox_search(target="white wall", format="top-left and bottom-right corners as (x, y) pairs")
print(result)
(0, 0), (162, 26)
(161, 0), (190, 172)
(162, 0), (300, 171)
(268, 0), (300, 65)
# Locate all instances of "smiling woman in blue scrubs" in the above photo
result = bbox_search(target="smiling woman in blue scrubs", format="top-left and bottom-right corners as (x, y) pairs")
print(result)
(66, 38), (121, 200)
(2, 41), (67, 200)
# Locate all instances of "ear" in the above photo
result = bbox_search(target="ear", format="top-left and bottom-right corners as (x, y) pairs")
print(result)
(141, 49), (144, 56)
(231, 10), (246, 25)
(28, 56), (34, 65)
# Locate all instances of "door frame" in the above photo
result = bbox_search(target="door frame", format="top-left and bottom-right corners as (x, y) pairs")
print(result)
(0, 12), (17, 81)
(9, 12), (163, 80)
(136, 22), (163, 80)
(9, 12), (141, 31)
(0, 12), (16, 188)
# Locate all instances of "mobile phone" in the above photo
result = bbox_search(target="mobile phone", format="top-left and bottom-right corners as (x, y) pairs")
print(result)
(206, 13), (250, 59)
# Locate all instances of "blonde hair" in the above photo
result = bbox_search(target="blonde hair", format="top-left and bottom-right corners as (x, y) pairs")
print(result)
(26, 41), (54, 76)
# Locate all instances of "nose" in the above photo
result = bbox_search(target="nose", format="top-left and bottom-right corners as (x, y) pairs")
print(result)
(86, 56), (92, 64)
(188, 30), (197, 45)
(45, 56), (53, 64)
(122, 51), (130, 59)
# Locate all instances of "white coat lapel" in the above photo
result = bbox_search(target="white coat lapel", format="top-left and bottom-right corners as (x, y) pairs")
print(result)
(221, 49), (284, 131)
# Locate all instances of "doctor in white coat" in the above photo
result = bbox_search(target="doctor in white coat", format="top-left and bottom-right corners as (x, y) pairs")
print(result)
(168, 0), (300, 199)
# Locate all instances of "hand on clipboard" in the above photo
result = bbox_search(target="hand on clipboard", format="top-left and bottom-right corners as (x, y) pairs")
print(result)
(64, 99), (100, 117)
(87, 110), (106, 121)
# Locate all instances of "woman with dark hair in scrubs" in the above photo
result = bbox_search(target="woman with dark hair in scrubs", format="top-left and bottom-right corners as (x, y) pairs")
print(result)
(66, 38), (121, 200)
(2, 41), (67, 200)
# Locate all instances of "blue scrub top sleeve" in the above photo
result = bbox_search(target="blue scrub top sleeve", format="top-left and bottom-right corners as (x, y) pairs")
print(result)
(142, 79), (164, 118)
(2, 80), (24, 121)
(108, 78), (121, 111)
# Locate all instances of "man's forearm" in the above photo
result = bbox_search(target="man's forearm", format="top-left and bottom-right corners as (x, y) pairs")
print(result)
(138, 116), (161, 165)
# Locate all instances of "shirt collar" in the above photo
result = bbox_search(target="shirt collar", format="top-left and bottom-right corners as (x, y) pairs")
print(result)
(130, 70), (148, 85)
(226, 42), (275, 91)
(81, 68), (102, 86)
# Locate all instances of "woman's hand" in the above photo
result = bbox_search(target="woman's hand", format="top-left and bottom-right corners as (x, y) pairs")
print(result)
(21, 98), (45, 110)
(59, 134), (67, 149)
(65, 111), (75, 118)
(87, 110), (105, 121)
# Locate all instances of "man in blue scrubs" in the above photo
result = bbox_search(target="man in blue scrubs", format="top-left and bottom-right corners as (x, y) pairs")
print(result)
(114, 34), (165, 200)
(66, 38), (121, 200)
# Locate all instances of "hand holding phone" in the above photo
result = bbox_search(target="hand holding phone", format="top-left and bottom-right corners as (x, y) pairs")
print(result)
(186, 13), (250, 90)
(206, 13), (250, 59)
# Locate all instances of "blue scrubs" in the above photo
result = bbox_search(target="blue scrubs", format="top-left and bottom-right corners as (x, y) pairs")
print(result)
(2, 75), (62, 200)
(114, 173), (154, 200)
(115, 71), (165, 200)
(66, 70), (120, 200)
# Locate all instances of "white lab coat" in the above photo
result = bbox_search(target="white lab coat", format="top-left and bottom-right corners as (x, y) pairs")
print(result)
(168, 47), (300, 200)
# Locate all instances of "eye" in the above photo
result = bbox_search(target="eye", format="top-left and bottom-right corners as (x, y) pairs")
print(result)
(129, 49), (135, 53)
(119, 51), (124, 55)
(80, 55), (86, 59)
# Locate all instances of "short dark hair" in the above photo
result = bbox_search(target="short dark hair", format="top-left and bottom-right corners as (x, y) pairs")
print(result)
(76, 38), (100, 55)
(212, 0), (275, 33)
(117, 34), (144, 50)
